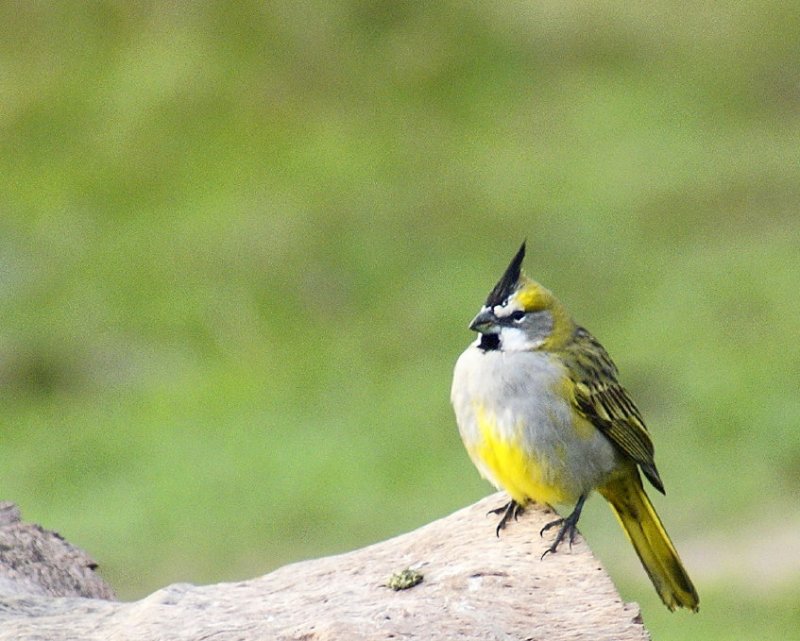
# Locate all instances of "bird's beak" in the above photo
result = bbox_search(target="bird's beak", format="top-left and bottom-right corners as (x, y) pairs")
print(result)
(469, 307), (498, 333)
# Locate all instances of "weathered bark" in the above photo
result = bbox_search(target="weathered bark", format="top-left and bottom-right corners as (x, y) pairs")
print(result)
(0, 494), (649, 641)
(0, 501), (115, 600)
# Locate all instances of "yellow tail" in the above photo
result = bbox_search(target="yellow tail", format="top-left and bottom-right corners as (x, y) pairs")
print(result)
(599, 471), (699, 612)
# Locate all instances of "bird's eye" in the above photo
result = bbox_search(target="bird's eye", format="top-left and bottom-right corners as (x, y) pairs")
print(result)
(509, 310), (526, 321)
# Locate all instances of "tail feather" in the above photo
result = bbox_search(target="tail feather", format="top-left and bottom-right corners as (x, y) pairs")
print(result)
(599, 472), (699, 612)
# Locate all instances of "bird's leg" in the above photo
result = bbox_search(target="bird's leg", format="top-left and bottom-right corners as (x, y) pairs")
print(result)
(539, 494), (587, 558)
(487, 499), (525, 537)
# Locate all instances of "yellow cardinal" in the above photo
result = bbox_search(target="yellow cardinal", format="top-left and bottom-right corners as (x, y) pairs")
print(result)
(451, 242), (699, 611)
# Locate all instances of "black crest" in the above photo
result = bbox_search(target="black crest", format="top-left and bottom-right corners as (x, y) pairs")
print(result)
(485, 242), (525, 308)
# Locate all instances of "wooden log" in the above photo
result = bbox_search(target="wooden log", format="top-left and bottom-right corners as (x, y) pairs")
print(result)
(0, 501), (115, 600)
(0, 494), (649, 640)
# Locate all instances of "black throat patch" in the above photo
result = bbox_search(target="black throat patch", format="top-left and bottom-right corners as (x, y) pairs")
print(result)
(478, 333), (500, 351)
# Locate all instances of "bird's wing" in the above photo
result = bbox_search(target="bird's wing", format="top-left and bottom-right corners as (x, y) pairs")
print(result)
(565, 327), (665, 494)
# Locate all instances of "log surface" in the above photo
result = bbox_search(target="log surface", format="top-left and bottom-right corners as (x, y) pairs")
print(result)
(0, 494), (649, 641)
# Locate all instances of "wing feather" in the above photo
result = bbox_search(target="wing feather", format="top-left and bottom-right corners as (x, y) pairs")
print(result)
(566, 327), (665, 494)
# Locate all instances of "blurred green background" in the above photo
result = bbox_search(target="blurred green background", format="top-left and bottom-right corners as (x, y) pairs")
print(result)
(1, 2), (799, 639)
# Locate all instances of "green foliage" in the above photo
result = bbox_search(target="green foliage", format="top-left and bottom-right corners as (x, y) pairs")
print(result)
(1, 3), (798, 639)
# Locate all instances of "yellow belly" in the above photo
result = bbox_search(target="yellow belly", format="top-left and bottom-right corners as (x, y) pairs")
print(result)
(470, 405), (573, 506)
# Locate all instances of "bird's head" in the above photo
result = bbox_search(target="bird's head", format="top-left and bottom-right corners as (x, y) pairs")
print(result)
(469, 242), (574, 352)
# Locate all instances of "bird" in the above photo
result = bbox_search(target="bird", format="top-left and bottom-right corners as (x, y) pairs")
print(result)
(450, 241), (699, 611)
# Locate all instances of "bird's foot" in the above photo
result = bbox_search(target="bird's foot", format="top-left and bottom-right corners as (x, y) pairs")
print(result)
(488, 499), (525, 537)
(539, 494), (587, 559)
